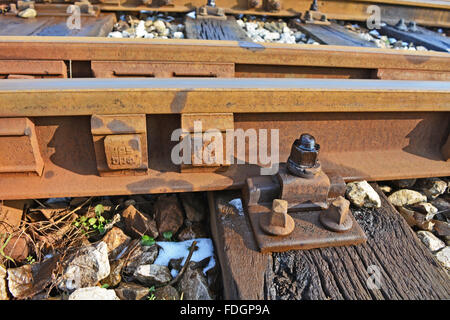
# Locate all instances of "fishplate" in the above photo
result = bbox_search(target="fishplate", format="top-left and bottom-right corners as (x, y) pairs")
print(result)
(179, 113), (234, 172)
(0, 60), (67, 79)
(0, 118), (44, 176)
(91, 61), (234, 78)
(91, 114), (148, 176)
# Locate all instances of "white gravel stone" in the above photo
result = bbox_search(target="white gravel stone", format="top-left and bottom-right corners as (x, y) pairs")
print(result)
(18, 8), (37, 19)
(153, 20), (166, 34)
(388, 189), (427, 207)
(108, 31), (123, 38)
(379, 185), (392, 193)
(59, 242), (110, 292)
(279, 33), (296, 44)
(435, 247), (450, 268)
(345, 181), (381, 208)
(264, 32), (280, 41)
(173, 31), (184, 39)
(417, 231), (446, 252)
(69, 287), (120, 300)
(240, 20), (314, 44)
(282, 26), (291, 34)
(359, 33), (372, 41)
(135, 20), (147, 38)
(134, 264), (172, 286)
(418, 178), (448, 200)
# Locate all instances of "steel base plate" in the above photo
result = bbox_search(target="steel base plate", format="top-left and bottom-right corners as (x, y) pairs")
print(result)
(247, 203), (367, 253)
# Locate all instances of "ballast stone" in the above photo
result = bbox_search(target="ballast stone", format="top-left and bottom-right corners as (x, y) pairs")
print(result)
(345, 181), (381, 208)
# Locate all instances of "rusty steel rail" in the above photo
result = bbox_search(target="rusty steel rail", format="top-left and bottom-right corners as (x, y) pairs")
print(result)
(2, 0), (449, 27)
(0, 78), (448, 200)
(0, 38), (449, 80)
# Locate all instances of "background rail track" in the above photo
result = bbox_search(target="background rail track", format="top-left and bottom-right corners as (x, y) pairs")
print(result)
(1, 0), (450, 26)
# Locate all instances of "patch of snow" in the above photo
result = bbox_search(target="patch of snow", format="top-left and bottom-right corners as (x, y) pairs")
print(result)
(154, 238), (215, 275)
(228, 198), (244, 216)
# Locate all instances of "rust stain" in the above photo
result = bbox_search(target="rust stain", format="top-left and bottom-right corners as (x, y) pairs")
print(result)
(44, 170), (54, 179)
(404, 54), (431, 65)
(91, 115), (104, 129)
(170, 90), (190, 114)
(128, 138), (140, 151)
(106, 119), (135, 132)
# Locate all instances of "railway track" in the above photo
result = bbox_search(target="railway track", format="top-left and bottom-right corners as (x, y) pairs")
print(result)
(0, 78), (448, 199)
(1, 0), (450, 27)
(0, 0), (449, 302)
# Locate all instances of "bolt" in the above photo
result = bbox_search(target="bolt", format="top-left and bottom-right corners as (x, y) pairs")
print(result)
(248, 0), (260, 8)
(259, 199), (295, 236)
(267, 0), (281, 12)
(298, 133), (316, 151)
(319, 196), (353, 232)
(287, 133), (321, 178)
(408, 21), (417, 32)
(395, 18), (408, 31)
(303, 10), (312, 23)
(310, 0), (318, 11)
(199, 6), (208, 15)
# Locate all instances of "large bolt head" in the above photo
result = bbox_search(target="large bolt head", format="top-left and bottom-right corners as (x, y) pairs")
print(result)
(288, 133), (320, 168)
(268, 0), (281, 11)
(248, 0), (260, 8)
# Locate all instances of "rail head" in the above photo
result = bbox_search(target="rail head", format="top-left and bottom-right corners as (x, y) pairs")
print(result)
(0, 37), (449, 72)
(0, 78), (449, 116)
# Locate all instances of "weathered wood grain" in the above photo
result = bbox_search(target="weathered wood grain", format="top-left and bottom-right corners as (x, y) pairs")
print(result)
(208, 191), (272, 300)
(209, 184), (450, 300)
(185, 16), (251, 41)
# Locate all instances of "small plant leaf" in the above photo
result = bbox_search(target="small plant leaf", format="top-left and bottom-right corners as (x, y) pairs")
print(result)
(141, 235), (155, 246)
(163, 231), (173, 241)
(88, 217), (97, 225)
(94, 204), (104, 216)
